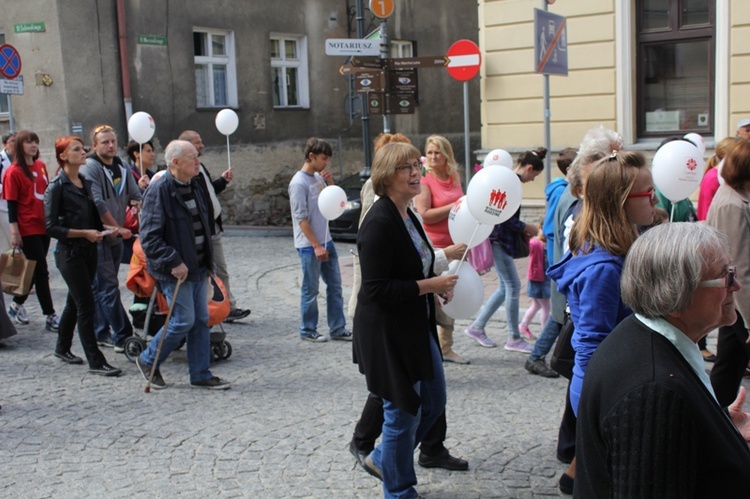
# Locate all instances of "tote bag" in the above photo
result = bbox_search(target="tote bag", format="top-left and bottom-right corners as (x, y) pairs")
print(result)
(0, 249), (36, 296)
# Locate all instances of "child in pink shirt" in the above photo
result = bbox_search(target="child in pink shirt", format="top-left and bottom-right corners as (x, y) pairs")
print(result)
(519, 227), (550, 340)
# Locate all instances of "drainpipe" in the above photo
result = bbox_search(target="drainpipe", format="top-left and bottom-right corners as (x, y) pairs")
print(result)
(116, 0), (133, 125)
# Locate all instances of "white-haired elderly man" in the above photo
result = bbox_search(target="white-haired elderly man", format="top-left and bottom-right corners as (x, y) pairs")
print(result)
(737, 118), (750, 139)
(135, 140), (230, 390)
(575, 222), (750, 498)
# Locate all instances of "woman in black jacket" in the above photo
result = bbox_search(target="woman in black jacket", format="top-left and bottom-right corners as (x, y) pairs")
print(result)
(44, 136), (121, 376)
(353, 142), (458, 498)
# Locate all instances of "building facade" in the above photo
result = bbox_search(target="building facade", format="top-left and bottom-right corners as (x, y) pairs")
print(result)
(0, 0), (480, 225)
(479, 0), (748, 201)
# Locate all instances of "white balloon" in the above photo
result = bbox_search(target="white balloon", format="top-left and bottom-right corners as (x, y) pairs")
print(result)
(683, 133), (706, 156)
(652, 140), (705, 202)
(448, 196), (494, 249)
(465, 166), (522, 225)
(441, 260), (485, 320)
(317, 185), (347, 221)
(483, 149), (514, 168)
(215, 109), (239, 135)
(127, 111), (155, 144)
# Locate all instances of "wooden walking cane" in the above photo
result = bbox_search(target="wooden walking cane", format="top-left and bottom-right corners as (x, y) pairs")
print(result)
(145, 276), (186, 393)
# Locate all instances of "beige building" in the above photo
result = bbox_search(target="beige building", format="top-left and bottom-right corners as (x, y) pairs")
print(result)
(479, 0), (749, 201)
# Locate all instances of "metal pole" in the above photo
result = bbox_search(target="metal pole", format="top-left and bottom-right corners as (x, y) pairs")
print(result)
(463, 81), (470, 191)
(543, 0), (551, 184)
(7, 96), (14, 133)
(380, 20), (391, 133)
(356, 0), (372, 174)
(544, 74), (551, 184)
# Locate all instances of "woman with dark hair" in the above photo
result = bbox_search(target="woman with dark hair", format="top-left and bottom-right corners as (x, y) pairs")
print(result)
(706, 138), (750, 407)
(465, 148), (545, 352)
(2, 130), (59, 330)
(354, 142), (457, 498)
(44, 136), (121, 376)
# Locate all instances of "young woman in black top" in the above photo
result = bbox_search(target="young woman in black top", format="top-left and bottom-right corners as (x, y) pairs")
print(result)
(44, 136), (121, 376)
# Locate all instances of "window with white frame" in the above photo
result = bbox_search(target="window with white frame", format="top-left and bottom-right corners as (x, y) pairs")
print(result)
(0, 33), (9, 117)
(390, 40), (414, 59)
(270, 34), (309, 108)
(193, 28), (238, 108)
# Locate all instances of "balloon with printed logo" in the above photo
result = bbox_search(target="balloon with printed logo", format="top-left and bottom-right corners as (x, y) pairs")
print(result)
(441, 260), (485, 320)
(318, 185), (348, 221)
(448, 196), (494, 249)
(652, 139), (705, 202)
(215, 109), (239, 135)
(483, 149), (514, 169)
(127, 112), (155, 144)
(683, 133), (706, 156)
(466, 165), (522, 225)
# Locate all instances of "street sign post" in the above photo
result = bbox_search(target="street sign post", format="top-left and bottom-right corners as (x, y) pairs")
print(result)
(446, 39), (482, 188)
(0, 44), (22, 79)
(534, 8), (568, 75)
(534, 6), (569, 184)
(325, 38), (380, 56)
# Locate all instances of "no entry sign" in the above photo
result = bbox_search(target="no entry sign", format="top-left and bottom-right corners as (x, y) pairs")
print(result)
(0, 44), (22, 80)
(446, 39), (481, 82)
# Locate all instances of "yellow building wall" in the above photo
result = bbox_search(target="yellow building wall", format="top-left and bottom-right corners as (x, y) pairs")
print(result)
(479, 0), (618, 201)
(730, 0), (750, 129)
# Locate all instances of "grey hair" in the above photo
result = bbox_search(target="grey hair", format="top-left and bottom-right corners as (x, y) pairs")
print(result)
(164, 140), (190, 166)
(568, 126), (624, 197)
(621, 223), (729, 318)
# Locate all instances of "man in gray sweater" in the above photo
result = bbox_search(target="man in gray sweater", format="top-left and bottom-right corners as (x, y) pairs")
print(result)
(80, 125), (141, 351)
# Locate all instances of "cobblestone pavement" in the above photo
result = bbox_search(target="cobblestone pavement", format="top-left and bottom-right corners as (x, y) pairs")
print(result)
(0, 230), (732, 498)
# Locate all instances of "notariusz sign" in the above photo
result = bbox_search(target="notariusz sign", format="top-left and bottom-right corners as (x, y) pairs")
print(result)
(325, 38), (380, 56)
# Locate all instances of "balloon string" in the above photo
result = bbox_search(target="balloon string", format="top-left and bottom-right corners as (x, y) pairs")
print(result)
(452, 222), (480, 275)
(226, 135), (232, 171)
(139, 143), (144, 177)
(670, 204), (675, 223)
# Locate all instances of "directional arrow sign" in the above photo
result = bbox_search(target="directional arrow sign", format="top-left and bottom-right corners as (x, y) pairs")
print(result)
(388, 56), (450, 69)
(350, 56), (383, 68)
(340, 64), (381, 76)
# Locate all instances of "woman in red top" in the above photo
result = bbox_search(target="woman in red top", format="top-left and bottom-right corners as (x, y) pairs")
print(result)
(3, 130), (59, 330)
(415, 135), (467, 364)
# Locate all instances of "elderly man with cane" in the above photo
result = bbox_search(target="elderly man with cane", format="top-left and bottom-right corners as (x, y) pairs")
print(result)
(135, 139), (230, 390)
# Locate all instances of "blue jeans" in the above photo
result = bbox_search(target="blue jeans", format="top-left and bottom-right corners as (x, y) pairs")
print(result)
(530, 317), (562, 361)
(296, 241), (346, 338)
(370, 337), (446, 499)
(93, 240), (132, 345)
(140, 273), (213, 383)
(471, 242), (521, 341)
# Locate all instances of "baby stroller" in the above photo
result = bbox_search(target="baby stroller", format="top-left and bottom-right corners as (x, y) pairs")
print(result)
(124, 238), (233, 364)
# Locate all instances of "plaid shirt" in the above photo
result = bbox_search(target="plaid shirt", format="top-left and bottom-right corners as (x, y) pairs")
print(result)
(489, 206), (526, 257)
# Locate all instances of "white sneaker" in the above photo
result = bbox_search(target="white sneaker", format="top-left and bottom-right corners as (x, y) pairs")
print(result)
(8, 302), (30, 325)
(46, 314), (60, 332)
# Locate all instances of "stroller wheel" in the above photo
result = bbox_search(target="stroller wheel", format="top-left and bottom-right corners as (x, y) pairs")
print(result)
(221, 341), (232, 360)
(123, 336), (147, 363)
(211, 343), (223, 363)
